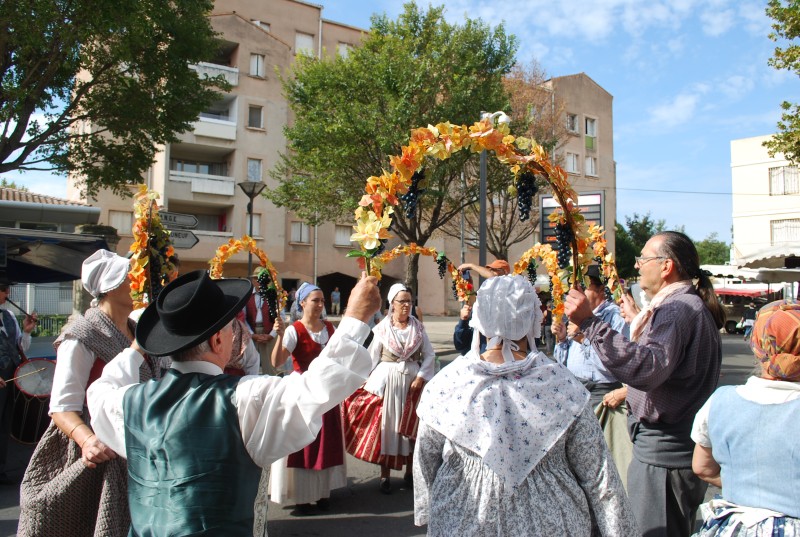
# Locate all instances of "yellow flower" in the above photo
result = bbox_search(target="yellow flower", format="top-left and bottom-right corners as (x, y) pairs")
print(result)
(350, 209), (390, 250)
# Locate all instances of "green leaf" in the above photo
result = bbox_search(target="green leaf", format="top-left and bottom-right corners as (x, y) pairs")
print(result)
(346, 250), (368, 258)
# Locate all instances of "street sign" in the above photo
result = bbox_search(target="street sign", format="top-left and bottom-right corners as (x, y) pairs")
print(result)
(158, 211), (198, 229)
(169, 229), (199, 249)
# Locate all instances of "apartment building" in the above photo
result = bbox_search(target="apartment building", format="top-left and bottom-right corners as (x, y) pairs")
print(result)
(67, 0), (617, 315)
(730, 135), (800, 268)
(538, 73), (617, 257)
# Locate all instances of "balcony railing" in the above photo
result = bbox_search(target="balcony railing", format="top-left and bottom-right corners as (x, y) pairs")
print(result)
(193, 116), (236, 140)
(190, 62), (239, 86)
(169, 170), (236, 196)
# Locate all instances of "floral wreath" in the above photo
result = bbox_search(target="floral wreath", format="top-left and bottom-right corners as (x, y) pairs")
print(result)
(129, 185), (176, 310)
(208, 236), (287, 320)
(349, 115), (621, 322)
(372, 244), (474, 302)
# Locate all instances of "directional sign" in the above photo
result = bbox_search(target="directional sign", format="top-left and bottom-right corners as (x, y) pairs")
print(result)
(158, 211), (198, 229)
(169, 229), (199, 249)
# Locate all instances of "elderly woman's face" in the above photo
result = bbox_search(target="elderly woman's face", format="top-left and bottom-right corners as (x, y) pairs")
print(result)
(393, 291), (412, 320)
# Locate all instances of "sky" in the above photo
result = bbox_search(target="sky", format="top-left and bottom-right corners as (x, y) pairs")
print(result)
(4, 0), (797, 244)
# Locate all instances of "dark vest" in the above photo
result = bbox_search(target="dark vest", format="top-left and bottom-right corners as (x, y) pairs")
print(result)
(123, 370), (260, 537)
(0, 309), (20, 372)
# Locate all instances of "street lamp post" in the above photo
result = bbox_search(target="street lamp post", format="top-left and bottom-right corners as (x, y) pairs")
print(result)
(238, 180), (267, 276)
(478, 111), (510, 278)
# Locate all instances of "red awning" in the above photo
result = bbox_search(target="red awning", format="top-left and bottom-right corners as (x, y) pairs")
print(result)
(714, 288), (768, 298)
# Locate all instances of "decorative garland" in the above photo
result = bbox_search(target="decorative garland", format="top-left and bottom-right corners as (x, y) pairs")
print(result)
(349, 115), (620, 321)
(129, 185), (176, 310)
(375, 244), (474, 302)
(588, 224), (623, 302)
(208, 236), (286, 318)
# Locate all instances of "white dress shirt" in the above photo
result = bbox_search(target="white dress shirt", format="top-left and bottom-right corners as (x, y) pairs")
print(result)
(87, 317), (370, 468)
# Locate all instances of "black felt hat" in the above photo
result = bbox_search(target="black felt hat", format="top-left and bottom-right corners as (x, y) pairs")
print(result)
(136, 270), (253, 357)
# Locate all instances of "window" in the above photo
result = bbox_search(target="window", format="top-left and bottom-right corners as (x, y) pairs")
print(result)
(251, 20), (270, 32)
(769, 166), (799, 195)
(248, 105), (263, 129)
(566, 152), (580, 174)
(247, 159), (262, 182)
(291, 222), (311, 243)
(334, 225), (353, 246)
(250, 54), (265, 78)
(295, 32), (314, 56)
(248, 213), (262, 237)
(566, 113), (578, 133)
(585, 117), (597, 150)
(585, 156), (598, 176)
(337, 43), (352, 58)
(19, 222), (58, 232)
(171, 159), (227, 176)
(771, 218), (800, 245)
(109, 210), (133, 235)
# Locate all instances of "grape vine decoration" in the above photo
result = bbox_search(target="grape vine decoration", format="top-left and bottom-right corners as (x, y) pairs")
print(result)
(514, 170), (539, 222)
(400, 171), (425, 219)
(553, 222), (575, 270)
(255, 268), (281, 321)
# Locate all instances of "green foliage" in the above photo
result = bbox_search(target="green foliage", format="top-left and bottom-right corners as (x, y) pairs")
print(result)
(764, 0), (800, 162)
(695, 232), (730, 266)
(0, 178), (28, 191)
(614, 213), (667, 278)
(0, 0), (228, 198)
(615, 213), (730, 277)
(269, 1), (517, 244)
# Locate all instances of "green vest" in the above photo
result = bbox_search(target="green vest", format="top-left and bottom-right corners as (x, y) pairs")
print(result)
(123, 370), (260, 537)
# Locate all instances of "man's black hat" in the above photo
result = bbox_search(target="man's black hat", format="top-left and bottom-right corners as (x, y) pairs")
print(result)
(136, 270), (252, 357)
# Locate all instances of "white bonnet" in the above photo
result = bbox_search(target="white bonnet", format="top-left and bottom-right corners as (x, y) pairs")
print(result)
(474, 275), (539, 340)
(470, 275), (543, 362)
(387, 283), (410, 304)
(82, 249), (129, 298)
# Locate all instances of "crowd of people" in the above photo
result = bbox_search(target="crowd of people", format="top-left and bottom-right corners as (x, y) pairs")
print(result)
(0, 228), (796, 536)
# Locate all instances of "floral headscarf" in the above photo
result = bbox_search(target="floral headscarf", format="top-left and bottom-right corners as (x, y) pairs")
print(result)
(749, 300), (800, 381)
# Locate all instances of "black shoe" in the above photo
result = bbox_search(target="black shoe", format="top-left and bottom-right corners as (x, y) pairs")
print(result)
(290, 503), (317, 516)
(379, 478), (392, 494)
(316, 498), (330, 511)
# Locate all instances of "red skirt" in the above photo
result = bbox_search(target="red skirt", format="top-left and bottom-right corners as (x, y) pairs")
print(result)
(341, 387), (421, 470)
(287, 406), (344, 470)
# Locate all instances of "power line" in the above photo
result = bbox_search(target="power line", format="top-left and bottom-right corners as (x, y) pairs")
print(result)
(616, 186), (777, 196)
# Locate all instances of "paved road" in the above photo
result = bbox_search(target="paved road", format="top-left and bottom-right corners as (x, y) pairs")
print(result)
(0, 318), (755, 536)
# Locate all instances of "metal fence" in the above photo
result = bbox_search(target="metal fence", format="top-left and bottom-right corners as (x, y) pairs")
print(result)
(9, 283), (73, 316)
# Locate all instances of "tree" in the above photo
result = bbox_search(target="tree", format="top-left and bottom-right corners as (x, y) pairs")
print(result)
(0, 0), (227, 198)
(0, 178), (27, 191)
(614, 212), (667, 278)
(268, 2), (517, 292)
(695, 232), (730, 266)
(764, 0), (800, 162)
(440, 60), (568, 260)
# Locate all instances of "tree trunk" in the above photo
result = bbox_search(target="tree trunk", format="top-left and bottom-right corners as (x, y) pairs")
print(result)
(405, 254), (420, 298)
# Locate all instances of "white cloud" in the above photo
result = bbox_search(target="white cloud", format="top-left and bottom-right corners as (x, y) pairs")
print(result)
(719, 74), (756, 101)
(648, 93), (702, 128)
(699, 8), (735, 36)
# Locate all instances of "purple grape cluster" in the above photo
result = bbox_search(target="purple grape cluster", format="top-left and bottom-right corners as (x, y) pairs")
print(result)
(256, 269), (279, 321)
(554, 222), (574, 269)
(435, 253), (448, 279)
(516, 171), (538, 222)
(400, 171), (425, 219)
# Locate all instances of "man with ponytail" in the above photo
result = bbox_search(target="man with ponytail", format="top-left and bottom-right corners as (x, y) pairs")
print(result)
(565, 231), (725, 537)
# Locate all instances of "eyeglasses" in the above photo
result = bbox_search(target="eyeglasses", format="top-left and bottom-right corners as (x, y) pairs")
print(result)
(634, 255), (666, 267)
(393, 300), (412, 305)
